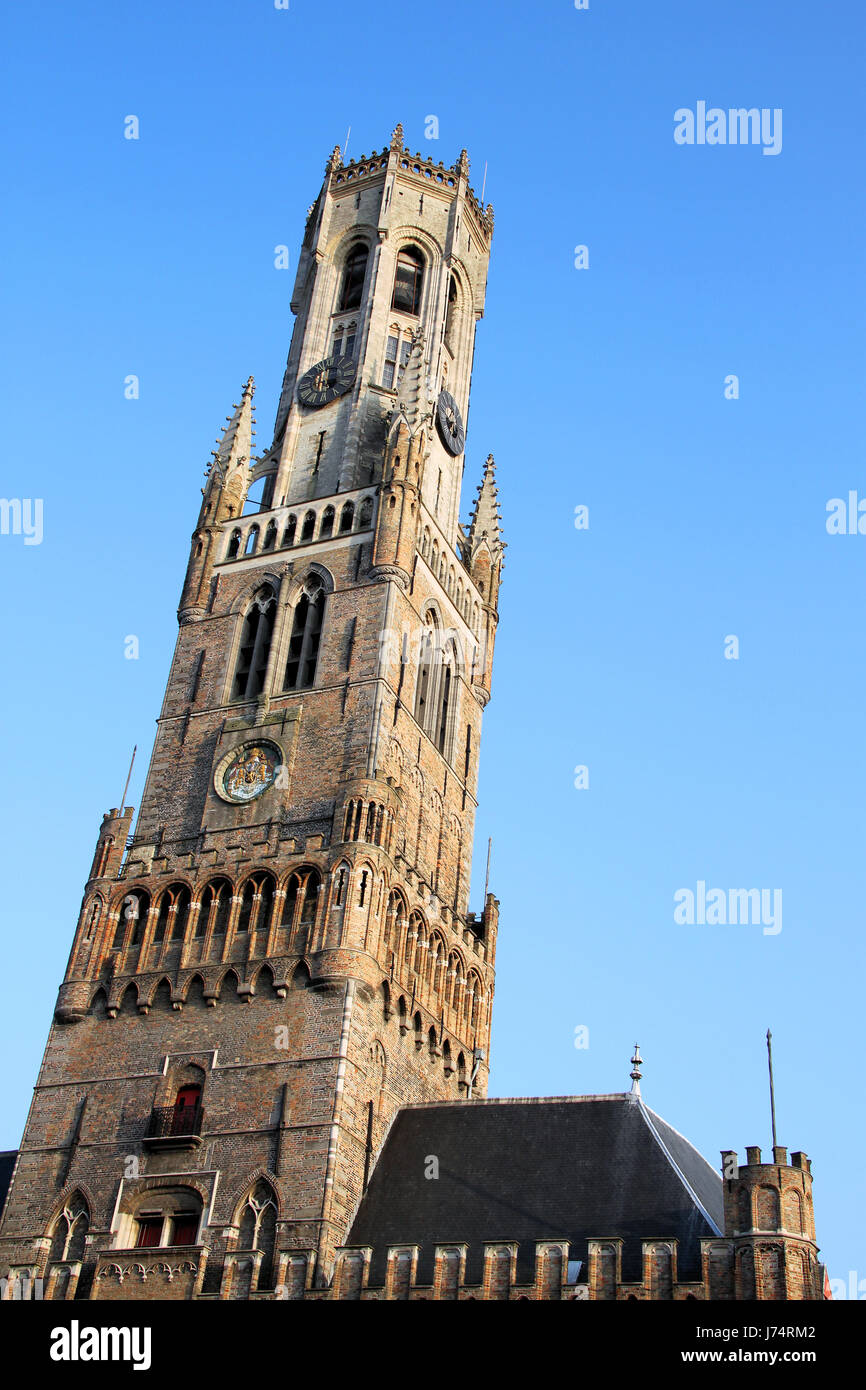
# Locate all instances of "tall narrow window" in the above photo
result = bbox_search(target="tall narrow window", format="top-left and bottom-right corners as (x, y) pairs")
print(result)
(382, 332), (412, 390)
(301, 511), (316, 542)
(201, 878), (232, 936)
(49, 1196), (90, 1264)
(298, 869), (321, 935)
(415, 632), (433, 728)
(282, 515), (297, 547)
(284, 576), (325, 690)
(232, 587), (276, 700)
(339, 502), (354, 534)
(339, 244), (369, 312)
(282, 875), (300, 931)
(436, 663), (452, 754)
(320, 506), (335, 540)
(444, 273), (460, 354)
(358, 497), (373, 529)
(391, 246), (424, 315)
(114, 890), (149, 949)
(237, 1180), (278, 1291)
(332, 324), (356, 358)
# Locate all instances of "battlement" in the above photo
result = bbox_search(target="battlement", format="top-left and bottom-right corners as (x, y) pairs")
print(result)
(326, 127), (494, 242)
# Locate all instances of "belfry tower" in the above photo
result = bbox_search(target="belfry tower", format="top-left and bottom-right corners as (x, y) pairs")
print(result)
(0, 126), (503, 1301)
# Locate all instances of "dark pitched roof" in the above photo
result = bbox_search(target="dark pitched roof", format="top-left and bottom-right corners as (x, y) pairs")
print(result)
(348, 1095), (723, 1285)
(0, 1151), (17, 1222)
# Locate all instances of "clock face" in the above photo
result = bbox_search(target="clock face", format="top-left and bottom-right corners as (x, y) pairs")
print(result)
(297, 353), (356, 408)
(436, 389), (465, 455)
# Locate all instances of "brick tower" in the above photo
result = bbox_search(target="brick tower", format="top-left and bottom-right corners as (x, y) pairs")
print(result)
(706, 1147), (821, 1300)
(0, 125), (504, 1301)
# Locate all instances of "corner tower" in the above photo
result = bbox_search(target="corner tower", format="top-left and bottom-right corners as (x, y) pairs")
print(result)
(703, 1146), (821, 1300)
(0, 127), (503, 1301)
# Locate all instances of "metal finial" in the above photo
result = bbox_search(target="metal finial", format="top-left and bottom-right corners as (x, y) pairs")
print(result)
(630, 1043), (643, 1097)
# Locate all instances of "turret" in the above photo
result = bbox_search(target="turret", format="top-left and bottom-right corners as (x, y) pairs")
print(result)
(720, 1145), (820, 1299)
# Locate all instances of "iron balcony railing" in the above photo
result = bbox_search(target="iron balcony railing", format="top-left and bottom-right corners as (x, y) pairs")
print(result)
(145, 1104), (203, 1140)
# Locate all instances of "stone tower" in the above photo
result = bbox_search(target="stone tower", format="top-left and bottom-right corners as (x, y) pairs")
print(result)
(0, 126), (504, 1301)
(705, 1147), (821, 1300)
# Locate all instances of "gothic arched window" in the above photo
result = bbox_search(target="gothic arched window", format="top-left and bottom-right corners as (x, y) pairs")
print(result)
(154, 884), (191, 943)
(339, 501), (354, 534)
(227, 528), (242, 559)
(444, 273), (460, 355)
(320, 505), (335, 540)
(301, 510), (316, 542)
(49, 1194), (90, 1265)
(113, 889), (149, 949)
(414, 613), (437, 729)
(263, 519), (277, 552)
(298, 868), (321, 932)
(232, 586), (277, 700)
(197, 878), (231, 937)
(282, 874), (300, 931)
(412, 615), (458, 763)
(282, 515), (297, 548)
(237, 873), (275, 935)
(244, 525), (259, 556)
(435, 647), (454, 756)
(283, 576), (325, 690)
(339, 244), (369, 312)
(392, 246), (424, 316)
(358, 497), (374, 530)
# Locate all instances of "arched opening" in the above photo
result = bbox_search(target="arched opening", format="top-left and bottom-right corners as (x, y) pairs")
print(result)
(339, 243), (369, 312)
(232, 586), (277, 701)
(392, 245), (425, 315)
(113, 889), (149, 949)
(444, 273), (460, 355)
(284, 575), (325, 690)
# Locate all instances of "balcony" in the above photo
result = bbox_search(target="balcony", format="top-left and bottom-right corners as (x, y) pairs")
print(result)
(142, 1103), (204, 1152)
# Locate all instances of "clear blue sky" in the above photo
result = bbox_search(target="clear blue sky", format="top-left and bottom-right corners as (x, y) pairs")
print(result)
(2, 1), (864, 1292)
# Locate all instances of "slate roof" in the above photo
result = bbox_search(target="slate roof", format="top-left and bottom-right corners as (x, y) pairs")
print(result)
(0, 1151), (17, 1223)
(348, 1095), (723, 1286)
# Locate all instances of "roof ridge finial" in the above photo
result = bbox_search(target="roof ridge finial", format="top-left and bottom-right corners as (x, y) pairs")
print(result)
(629, 1043), (643, 1098)
(390, 121), (404, 151)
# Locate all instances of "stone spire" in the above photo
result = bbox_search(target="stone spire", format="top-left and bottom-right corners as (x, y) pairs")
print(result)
(467, 454), (504, 556)
(200, 376), (256, 528)
(211, 376), (255, 475)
